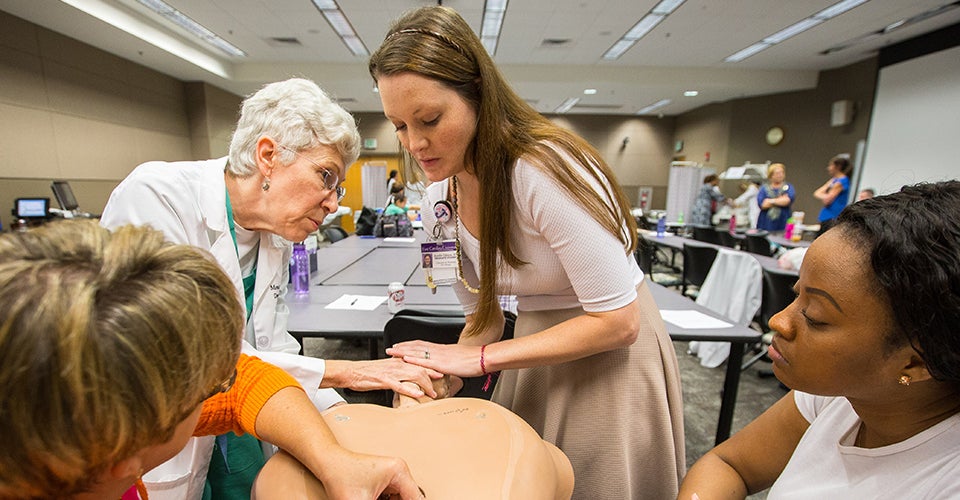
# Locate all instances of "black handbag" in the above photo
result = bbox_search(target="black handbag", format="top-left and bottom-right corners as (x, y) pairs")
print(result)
(355, 206), (378, 235)
(374, 213), (413, 237)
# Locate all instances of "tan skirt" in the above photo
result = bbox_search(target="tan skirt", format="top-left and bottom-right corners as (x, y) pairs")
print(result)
(493, 280), (685, 500)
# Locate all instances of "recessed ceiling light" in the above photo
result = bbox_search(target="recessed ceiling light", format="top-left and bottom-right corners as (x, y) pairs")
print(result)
(584, 88), (598, 95)
(684, 90), (699, 97)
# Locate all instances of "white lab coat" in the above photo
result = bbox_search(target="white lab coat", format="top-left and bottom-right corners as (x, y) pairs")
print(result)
(101, 157), (343, 499)
(734, 183), (761, 229)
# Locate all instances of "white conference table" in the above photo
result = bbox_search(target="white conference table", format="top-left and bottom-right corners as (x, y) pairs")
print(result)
(289, 232), (761, 444)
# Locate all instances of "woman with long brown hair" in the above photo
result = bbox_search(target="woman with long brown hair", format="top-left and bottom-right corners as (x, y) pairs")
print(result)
(371, 6), (684, 498)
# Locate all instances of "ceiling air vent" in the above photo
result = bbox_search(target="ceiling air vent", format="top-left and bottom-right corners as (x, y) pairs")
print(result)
(266, 37), (302, 47)
(540, 38), (571, 47)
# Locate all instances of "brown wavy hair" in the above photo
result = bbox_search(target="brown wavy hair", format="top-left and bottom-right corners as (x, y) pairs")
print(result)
(0, 221), (242, 498)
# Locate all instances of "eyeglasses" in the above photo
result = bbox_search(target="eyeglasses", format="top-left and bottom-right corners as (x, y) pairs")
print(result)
(204, 368), (237, 400)
(277, 144), (346, 201)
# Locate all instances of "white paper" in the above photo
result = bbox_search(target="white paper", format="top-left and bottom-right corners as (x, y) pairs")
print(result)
(659, 310), (733, 329)
(382, 237), (417, 245)
(325, 294), (387, 310)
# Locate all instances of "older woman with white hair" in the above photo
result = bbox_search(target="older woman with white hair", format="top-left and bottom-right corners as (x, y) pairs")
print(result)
(101, 78), (440, 499)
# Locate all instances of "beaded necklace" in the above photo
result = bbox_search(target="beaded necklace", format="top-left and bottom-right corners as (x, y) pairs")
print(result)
(451, 176), (480, 294)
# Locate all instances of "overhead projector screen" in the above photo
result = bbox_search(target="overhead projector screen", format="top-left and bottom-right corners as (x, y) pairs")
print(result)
(859, 44), (960, 195)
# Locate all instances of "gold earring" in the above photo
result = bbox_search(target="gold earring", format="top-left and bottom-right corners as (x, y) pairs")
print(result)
(261, 178), (270, 191)
(898, 375), (912, 386)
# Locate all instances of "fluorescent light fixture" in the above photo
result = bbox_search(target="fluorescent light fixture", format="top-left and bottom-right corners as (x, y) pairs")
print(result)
(683, 90), (699, 97)
(603, 39), (636, 60)
(725, 0), (870, 63)
(311, 0), (368, 56)
(725, 42), (770, 62)
(136, 0), (245, 57)
(814, 0), (869, 20)
(602, 1), (685, 60)
(60, 0), (232, 78)
(625, 14), (665, 40)
(763, 17), (824, 44)
(637, 99), (671, 115)
(554, 97), (580, 114)
(583, 88), (598, 95)
(652, 0), (685, 15)
(481, 0), (509, 55)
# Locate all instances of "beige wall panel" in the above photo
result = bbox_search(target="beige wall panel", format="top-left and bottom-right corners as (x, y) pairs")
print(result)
(209, 137), (232, 158)
(117, 57), (185, 98)
(0, 10), (39, 55)
(37, 28), (126, 77)
(122, 89), (189, 136)
(42, 61), (134, 124)
(675, 102), (732, 172)
(0, 102), (60, 178)
(51, 114), (141, 180)
(134, 128), (193, 164)
(0, 47), (48, 109)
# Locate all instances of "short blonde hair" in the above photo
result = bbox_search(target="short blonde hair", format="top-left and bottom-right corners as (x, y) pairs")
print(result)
(768, 163), (786, 177)
(0, 221), (242, 498)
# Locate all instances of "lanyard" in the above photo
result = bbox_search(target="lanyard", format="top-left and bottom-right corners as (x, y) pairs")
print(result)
(225, 188), (256, 321)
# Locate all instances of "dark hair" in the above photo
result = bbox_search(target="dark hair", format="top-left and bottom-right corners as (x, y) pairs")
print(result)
(703, 174), (719, 183)
(835, 181), (960, 383)
(389, 169), (399, 179)
(831, 155), (852, 176)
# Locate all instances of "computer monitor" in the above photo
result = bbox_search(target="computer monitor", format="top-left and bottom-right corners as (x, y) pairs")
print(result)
(15, 198), (50, 219)
(51, 180), (79, 211)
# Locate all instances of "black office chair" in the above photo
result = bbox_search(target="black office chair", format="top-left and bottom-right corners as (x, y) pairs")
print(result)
(692, 225), (722, 245)
(681, 242), (718, 297)
(744, 233), (774, 257)
(717, 231), (740, 249)
(382, 310), (516, 404)
(635, 240), (654, 275)
(323, 226), (348, 243)
(742, 267), (798, 371)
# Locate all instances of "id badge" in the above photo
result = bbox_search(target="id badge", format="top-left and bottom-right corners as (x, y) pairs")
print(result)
(421, 240), (458, 289)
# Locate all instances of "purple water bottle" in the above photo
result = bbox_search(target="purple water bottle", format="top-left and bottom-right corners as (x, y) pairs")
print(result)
(292, 242), (310, 294)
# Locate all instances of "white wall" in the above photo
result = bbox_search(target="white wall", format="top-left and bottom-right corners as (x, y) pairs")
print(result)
(860, 44), (960, 194)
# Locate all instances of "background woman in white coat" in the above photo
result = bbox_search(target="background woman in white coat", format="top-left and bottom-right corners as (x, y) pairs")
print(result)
(101, 78), (440, 499)
(370, 7), (684, 499)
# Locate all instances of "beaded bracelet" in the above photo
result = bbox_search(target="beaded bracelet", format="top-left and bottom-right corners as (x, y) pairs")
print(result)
(480, 344), (493, 391)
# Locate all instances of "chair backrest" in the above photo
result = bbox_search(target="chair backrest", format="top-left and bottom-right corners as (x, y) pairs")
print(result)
(717, 231), (740, 249)
(744, 233), (774, 257)
(759, 267), (798, 331)
(383, 312), (516, 400)
(692, 225), (722, 245)
(323, 226), (348, 243)
(681, 242), (719, 293)
(634, 241), (654, 275)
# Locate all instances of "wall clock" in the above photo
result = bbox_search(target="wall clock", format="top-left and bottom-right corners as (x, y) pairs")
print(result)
(765, 126), (784, 146)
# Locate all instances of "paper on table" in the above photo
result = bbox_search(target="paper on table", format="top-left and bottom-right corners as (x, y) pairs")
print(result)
(660, 310), (733, 329)
(325, 294), (387, 311)
(382, 237), (417, 245)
